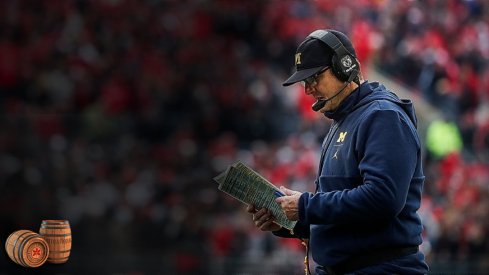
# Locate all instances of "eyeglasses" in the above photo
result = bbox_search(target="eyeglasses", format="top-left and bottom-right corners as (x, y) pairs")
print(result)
(301, 67), (329, 87)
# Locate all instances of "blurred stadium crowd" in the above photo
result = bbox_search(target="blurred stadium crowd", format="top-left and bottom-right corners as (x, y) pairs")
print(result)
(1, 0), (489, 274)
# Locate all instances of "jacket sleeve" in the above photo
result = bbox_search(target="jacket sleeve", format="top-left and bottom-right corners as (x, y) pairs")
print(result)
(299, 109), (421, 225)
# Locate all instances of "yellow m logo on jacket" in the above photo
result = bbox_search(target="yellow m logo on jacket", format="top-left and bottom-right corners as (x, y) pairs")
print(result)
(337, 132), (347, 143)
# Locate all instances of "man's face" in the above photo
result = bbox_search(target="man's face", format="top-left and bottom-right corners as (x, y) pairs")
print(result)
(303, 68), (346, 113)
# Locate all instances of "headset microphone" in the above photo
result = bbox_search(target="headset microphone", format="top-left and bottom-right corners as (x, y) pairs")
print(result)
(311, 69), (358, 112)
(311, 100), (326, 112)
(311, 82), (347, 111)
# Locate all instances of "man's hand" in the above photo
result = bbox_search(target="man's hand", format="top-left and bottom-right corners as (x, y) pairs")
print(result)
(246, 205), (282, 232)
(275, 186), (302, 221)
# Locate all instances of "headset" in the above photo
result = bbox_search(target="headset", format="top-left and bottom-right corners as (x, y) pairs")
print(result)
(308, 30), (361, 111)
(307, 30), (360, 84)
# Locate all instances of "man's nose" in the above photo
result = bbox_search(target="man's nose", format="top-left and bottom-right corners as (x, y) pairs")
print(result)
(304, 84), (314, 95)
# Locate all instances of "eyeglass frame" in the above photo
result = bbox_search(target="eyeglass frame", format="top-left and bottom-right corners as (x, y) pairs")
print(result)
(301, 67), (329, 87)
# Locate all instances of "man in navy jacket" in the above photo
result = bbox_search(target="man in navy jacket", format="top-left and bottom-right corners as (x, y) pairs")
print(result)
(247, 29), (429, 274)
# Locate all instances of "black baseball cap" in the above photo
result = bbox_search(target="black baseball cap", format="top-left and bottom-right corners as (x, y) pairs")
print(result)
(282, 29), (357, 86)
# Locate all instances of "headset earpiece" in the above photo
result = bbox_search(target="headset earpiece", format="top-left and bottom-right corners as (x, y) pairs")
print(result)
(331, 54), (347, 82)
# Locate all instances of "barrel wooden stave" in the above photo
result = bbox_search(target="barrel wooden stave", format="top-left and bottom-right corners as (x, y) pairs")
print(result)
(39, 220), (72, 264)
(5, 230), (49, 268)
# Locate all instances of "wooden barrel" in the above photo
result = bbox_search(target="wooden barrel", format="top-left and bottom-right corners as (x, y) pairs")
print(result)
(39, 220), (72, 264)
(5, 230), (49, 268)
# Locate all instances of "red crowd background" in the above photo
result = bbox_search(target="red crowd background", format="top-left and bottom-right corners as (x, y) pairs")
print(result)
(1, 0), (488, 274)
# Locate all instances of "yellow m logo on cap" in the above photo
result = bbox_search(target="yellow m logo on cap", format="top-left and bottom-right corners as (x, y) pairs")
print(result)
(295, 53), (301, 65)
(337, 132), (347, 143)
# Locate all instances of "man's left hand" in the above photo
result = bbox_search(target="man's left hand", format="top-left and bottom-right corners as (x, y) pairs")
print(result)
(275, 186), (302, 221)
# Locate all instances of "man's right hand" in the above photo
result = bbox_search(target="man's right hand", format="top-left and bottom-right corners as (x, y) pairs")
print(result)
(246, 204), (282, 232)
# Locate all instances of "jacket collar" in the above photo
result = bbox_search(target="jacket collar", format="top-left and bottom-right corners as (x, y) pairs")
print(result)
(324, 81), (371, 121)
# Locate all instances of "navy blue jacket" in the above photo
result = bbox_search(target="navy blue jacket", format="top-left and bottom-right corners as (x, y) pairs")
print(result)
(274, 81), (428, 273)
